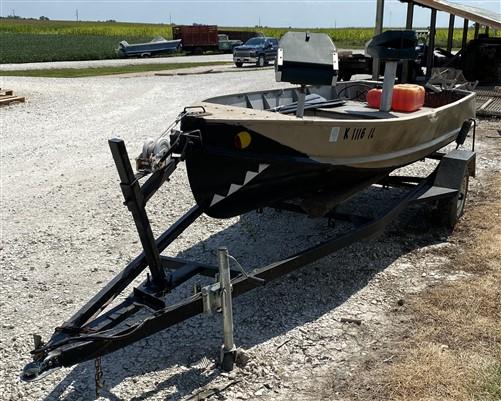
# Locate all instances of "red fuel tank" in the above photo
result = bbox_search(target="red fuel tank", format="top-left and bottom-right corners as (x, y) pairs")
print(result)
(367, 84), (425, 112)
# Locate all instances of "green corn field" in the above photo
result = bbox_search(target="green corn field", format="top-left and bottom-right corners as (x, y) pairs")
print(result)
(0, 19), (498, 64)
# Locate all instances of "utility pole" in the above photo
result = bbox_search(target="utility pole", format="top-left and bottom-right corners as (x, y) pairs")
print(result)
(169, 13), (172, 25)
(76, 9), (79, 22)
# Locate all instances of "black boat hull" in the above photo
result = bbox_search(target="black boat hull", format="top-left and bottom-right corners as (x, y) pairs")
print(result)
(183, 121), (390, 218)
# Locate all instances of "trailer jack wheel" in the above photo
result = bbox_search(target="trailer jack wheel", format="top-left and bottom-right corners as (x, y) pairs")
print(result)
(221, 346), (237, 371)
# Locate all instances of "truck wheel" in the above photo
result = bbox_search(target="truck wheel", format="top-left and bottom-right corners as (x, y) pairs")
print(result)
(437, 172), (469, 229)
(235, 62), (243, 68)
(256, 55), (265, 67)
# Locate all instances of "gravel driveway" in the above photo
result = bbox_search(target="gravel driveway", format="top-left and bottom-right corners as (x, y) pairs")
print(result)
(0, 49), (364, 71)
(0, 53), (233, 71)
(1, 70), (499, 401)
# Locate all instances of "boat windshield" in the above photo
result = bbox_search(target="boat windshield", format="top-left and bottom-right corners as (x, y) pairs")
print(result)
(245, 38), (265, 46)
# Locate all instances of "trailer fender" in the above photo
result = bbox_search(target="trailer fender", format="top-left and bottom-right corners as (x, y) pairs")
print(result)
(434, 149), (476, 190)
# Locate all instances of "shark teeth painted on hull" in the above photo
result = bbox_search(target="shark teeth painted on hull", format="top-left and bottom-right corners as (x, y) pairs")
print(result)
(210, 163), (269, 207)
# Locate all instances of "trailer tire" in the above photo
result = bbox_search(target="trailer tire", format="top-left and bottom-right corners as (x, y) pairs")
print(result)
(256, 55), (265, 67)
(235, 62), (243, 68)
(437, 172), (469, 229)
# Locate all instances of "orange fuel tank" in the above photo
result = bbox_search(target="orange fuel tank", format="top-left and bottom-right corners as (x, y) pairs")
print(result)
(367, 84), (425, 112)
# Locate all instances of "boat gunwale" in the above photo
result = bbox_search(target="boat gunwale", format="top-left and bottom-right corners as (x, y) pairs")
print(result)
(199, 82), (476, 126)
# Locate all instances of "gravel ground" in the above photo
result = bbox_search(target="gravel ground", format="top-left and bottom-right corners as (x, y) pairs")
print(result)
(1, 69), (500, 401)
(0, 54), (233, 71)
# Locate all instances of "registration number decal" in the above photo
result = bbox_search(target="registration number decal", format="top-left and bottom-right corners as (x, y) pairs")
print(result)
(330, 127), (376, 142)
(343, 127), (376, 141)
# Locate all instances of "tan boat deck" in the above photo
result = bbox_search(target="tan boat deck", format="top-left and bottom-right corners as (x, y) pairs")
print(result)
(306, 101), (434, 120)
(201, 101), (435, 123)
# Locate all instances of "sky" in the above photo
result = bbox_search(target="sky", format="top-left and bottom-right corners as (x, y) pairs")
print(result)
(1, 0), (500, 28)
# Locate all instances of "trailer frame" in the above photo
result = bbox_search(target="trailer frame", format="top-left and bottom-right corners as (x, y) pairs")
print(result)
(21, 130), (476, 383)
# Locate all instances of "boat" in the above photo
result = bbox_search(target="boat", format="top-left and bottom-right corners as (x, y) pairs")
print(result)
(149, 31), (475, 218)
(117, 36), (182, 57)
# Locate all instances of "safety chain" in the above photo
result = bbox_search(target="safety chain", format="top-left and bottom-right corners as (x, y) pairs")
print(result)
(94, 356), (104, 397)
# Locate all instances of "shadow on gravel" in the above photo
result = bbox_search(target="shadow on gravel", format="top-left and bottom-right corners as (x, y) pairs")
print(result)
(41, 186), (448, 401)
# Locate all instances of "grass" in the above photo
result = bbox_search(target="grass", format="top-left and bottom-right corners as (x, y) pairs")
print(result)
(0, 61), (231, 78)
(0, 32), (156, 63)
(391, 173), (501, 401)
(328, 173), (501, 401)
(1, 19), (500, 63)
(0, 19), (174, 63)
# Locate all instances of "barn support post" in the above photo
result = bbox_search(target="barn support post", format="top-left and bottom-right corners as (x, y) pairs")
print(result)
(426, 8), (437, 81)
(372, 0), (385, 80)
(447, 14), (455, 51)
(402, 0), (414, 83)
(462, 19), (469, 50)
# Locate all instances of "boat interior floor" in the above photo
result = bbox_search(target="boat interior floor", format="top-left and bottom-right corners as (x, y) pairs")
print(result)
(304, 100), (435, 120)
(203, 82), (469, 122)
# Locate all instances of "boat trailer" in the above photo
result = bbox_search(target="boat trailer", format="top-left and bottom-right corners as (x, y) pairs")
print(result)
(21, 120), (476, 386)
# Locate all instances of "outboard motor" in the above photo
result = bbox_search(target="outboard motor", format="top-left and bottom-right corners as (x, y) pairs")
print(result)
(276, 31), (339, 117)
(366, 30), (418, 112)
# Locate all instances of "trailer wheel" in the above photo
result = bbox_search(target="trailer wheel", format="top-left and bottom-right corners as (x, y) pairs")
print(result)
(256, 55), (265, 67)
(235, 62), (243, 68)
(438, 172), (469, 229)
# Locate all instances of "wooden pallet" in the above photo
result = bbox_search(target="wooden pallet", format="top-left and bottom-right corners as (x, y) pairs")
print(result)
(0, 88), (25, 106)
(476, 86), (501, 118)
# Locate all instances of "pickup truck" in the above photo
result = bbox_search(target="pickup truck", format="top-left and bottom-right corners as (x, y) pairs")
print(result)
(233, 37), (279, 67)
(218, 34), (243, 53)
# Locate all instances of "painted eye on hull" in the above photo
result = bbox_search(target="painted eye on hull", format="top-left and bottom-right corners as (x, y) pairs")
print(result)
(234, 131), (252, 149)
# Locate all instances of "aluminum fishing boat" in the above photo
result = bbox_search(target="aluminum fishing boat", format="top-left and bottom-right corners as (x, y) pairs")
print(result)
(162, 31), (475, 218)
(117, 36), (182, 57)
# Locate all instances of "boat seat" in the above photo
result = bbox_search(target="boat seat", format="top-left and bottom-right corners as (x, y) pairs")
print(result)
(276, 32), (338, 86)
(366, 30), (418, 61)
